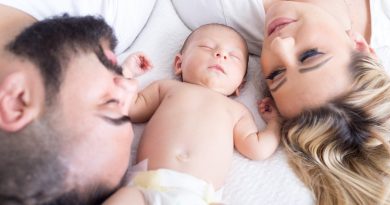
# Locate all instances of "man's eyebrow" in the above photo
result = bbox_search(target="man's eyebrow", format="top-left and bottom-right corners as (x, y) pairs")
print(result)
(270, 78), (287, 92)
(299, 57), (333, 73)
(95, 45), (123, 75)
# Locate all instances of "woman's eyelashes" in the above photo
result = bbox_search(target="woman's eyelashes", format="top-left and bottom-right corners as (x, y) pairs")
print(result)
(265, 49), (324, 82)
(299, 48), (324, 63)
(266, 68), (286, 80)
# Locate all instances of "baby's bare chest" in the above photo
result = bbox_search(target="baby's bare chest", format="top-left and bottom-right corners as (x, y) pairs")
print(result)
(160, 85), (241, 117)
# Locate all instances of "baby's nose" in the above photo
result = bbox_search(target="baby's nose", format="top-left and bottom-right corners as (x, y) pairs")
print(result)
(214, 50), (227, 60)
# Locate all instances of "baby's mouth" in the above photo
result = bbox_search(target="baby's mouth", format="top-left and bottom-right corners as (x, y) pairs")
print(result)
(208, 64), (225, 74)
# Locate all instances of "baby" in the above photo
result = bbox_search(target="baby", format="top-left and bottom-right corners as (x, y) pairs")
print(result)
(104, 24), (281, 205)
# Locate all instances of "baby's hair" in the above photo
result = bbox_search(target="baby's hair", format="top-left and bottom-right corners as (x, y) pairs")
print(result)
(178, 23), (250, 83)
(180, 23), (248, 58)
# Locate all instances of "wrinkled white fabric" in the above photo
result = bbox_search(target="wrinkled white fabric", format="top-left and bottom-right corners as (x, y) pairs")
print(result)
(0, 0), (156, 54)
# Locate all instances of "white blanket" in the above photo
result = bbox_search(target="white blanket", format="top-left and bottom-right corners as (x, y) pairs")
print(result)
(119, 0), (314, 204)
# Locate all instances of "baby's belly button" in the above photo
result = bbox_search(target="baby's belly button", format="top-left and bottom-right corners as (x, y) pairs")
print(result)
(175, 151), (190, 162)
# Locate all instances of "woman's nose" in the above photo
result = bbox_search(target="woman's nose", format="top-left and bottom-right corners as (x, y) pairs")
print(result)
(271, 36), (295, 65)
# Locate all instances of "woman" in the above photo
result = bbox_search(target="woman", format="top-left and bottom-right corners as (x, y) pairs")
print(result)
(174, 0), (390, 204)
(261, 2), (390, 204)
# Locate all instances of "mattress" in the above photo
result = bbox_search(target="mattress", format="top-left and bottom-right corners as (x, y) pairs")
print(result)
(119, 0), (314, 204)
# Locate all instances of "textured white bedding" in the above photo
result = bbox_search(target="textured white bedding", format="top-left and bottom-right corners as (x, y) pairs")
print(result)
(120, 0), (314, 204)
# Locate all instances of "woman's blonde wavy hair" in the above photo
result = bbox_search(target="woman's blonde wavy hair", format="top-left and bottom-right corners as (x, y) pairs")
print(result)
(282, 52), (390, 205)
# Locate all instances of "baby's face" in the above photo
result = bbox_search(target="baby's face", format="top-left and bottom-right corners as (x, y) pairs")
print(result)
(177, 25), (248, 95)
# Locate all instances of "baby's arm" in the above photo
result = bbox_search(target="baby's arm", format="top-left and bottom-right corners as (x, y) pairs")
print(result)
(122, 52), (153, 78)
(129, 80), (163, 123)
(129, 80), (176, 123)
(233, 97), (281, 160)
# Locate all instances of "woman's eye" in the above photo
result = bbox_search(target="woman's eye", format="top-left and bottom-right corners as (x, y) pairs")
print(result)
(299, 48), (324, 63)
(266, 69), (286, 80)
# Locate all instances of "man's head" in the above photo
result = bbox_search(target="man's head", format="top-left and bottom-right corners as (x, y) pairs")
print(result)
(0, 15), (137, 204)
(174, 24), (249, 96)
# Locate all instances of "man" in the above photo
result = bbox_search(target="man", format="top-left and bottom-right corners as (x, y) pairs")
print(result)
(0, 15), (137, 204)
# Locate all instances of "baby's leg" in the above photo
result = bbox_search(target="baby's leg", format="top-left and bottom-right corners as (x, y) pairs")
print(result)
(102, 186), (146, 205)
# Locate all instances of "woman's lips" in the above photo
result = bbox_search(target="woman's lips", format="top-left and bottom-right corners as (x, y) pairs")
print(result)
(267, 17), (296, 36)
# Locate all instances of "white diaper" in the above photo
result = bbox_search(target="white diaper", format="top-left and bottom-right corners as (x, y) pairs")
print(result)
(130, 169), (223, 205)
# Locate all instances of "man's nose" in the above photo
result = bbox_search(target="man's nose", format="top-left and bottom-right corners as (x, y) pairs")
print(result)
(270, 36), (295, 66)
(114, 76), (138, 113)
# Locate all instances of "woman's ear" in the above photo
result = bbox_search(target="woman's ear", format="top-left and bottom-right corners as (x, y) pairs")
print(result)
(174, 54), (183, 76)
(0, 72), (40, 132)
(348, 31), (377, 58)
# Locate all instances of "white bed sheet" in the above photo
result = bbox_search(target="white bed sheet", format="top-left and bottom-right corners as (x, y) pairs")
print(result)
(118, 0), (314, 204)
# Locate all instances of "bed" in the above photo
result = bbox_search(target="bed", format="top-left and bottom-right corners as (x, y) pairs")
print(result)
(119, 0), (314, 204)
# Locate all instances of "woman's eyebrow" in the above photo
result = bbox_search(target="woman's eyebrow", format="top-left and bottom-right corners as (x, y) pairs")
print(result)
(298, 57), (333, 73)
(270, 78), (287, 92)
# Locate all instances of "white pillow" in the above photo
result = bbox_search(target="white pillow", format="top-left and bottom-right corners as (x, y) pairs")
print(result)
(0, 0), (157, 54)
(171, 0), (265, 55)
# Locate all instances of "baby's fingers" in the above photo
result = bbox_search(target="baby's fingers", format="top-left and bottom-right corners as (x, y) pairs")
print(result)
(139, 54), (153, 70)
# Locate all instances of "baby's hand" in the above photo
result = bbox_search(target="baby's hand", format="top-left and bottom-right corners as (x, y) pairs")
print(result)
(258, 97), (280, 123)
(122, 52), (153, 78)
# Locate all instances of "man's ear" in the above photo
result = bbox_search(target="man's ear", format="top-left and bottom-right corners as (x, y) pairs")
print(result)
(0, 72), (38, 132)
(348, 31), (377, 58)
(174, 54), (183, 76)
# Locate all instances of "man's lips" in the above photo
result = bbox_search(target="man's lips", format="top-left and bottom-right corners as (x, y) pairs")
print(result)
(208, 64), (225, 73)
(267, 17), (296, 36)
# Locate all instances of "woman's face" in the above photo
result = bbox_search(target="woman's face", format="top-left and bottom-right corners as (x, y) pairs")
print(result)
(261, 1), (353, 118)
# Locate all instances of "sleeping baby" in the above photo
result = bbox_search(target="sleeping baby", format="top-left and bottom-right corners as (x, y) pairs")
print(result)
(104, 23), (281, 205)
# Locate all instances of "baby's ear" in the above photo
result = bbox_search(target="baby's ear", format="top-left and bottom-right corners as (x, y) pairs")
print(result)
(174, 54), (183, 75)
(348, 31), (377, 58)
(0, 72), (39, 132)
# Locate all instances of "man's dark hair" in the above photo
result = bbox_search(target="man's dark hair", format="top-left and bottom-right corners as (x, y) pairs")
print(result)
(6, 14), (118, 103)
(0, 15), (120, 205)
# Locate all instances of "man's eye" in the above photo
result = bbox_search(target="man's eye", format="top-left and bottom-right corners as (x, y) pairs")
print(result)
(299, 48), (324, 63)
(102, 116), (131, 126)
(266, 69), (286, 80)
